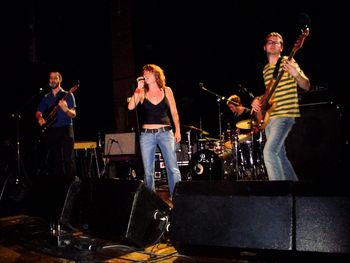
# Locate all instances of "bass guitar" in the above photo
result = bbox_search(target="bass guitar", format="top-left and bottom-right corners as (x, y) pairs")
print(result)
(41, 82), (79, 132)
(256, 27), (309, 129)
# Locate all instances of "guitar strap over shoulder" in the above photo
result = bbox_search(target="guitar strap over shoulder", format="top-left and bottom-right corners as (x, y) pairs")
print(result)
(50, 90), (66, 108)
(272, 57), (282, 79)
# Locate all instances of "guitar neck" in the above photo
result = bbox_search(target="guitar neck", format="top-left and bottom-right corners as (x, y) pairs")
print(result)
(51, 91), (71, 113)
(60, 90), (72, 102)
(262, 47), (299, 109)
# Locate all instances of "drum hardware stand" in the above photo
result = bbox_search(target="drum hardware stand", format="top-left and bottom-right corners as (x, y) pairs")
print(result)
(185, 130), (193, 161)
(250, 128), (262, 180)
(232, 132), (241, 180)
(247, 130), (256, 180)
(184, 130), (193, 181)
(209, 156), (214, 180)
(253, 129), (268, 180)
(247, 119), (267, 180)
(198, 116), (205, 151)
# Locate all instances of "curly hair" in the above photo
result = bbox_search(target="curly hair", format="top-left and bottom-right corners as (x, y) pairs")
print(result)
(142, 64), (166, 91)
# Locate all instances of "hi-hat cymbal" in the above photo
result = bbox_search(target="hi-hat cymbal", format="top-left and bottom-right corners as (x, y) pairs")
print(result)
(182, 125), (209, 135)
(236, 119), (256, 130)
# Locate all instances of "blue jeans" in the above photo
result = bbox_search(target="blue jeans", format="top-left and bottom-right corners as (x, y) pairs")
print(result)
(140, 130), (181, 197)
(264, 117), (298, 181)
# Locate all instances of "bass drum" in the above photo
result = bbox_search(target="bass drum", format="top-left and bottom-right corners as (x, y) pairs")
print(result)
(189, 149), (222, 181)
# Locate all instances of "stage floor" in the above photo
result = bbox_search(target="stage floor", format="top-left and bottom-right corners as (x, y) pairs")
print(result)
(1, 179), (349, 263)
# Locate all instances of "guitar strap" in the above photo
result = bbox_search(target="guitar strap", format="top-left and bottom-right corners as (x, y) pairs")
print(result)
(54, 90), (67, 106)
(43, 91), (67, 125)
(272, 57), (282, 79)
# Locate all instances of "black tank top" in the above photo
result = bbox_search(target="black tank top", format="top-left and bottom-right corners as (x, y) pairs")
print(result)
(142, 90), (171, 125)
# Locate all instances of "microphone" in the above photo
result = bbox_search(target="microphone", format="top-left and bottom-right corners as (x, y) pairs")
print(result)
(199, 83), (207, 91)
(39, 83), (52, 93)
(137, 77), (148, 82)
(110, 139), (119, 143)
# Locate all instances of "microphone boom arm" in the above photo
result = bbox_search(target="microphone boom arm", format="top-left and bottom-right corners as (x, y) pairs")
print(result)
(199, 84), (239, 106)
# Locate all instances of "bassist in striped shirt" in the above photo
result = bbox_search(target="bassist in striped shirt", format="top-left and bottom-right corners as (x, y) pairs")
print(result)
(251, 32), (310, 181)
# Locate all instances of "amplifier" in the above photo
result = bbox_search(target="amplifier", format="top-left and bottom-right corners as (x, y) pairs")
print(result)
(104, 132), (136, 156)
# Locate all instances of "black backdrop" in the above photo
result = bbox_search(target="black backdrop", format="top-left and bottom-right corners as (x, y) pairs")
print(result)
(1, 0), (348, 182)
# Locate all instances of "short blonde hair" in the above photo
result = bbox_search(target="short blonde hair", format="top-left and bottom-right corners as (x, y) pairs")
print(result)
(265, 32), (284, 47)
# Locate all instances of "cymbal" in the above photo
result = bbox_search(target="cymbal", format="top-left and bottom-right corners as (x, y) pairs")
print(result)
(236, 119), (256, 130)
(224, 134), (252, 149)
(198, 137), (218, 142)
(182, 125), (209, 135)
(238, 134), (251, 143)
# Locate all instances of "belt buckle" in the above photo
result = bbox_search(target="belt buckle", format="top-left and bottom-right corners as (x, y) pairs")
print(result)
(143, 127), (168, 133)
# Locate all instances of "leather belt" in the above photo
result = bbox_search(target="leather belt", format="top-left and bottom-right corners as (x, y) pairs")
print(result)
(141, 126), (172, 133)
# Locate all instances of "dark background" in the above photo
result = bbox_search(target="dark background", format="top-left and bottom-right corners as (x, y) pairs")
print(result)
(1, 0), (348, 181)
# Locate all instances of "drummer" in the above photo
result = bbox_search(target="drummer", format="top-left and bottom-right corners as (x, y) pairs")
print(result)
(225, 95), (255, 143)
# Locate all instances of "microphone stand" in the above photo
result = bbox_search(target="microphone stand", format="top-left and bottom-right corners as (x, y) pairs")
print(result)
(100, 139), (113, 177)
(199, 84), (225, 180)
(238, 84), (255, 100)
(11, 88), (44, 186)
(129, 86), (145, 179)
(199, 83), (233, 142)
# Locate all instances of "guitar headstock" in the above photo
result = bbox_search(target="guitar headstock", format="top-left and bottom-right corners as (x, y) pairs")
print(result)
(294, 27), (310, 52)
(69, 80), (80, 93)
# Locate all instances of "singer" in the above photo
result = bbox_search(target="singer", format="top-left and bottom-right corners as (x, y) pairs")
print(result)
(128, 64), (181, 199)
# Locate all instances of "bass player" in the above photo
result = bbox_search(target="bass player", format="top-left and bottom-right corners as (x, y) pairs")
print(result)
(251, 31), (310, 181)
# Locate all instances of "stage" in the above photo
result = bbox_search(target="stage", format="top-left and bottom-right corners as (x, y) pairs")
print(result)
(1, 177), (349, 263)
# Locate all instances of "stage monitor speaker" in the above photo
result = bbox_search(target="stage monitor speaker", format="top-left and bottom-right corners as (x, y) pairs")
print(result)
(170, 181), (294, 257)
(66, 178), (171, 248)
(294, 182), (350, 255)
(29, 175), (75, 221)
(104, 132), (136, 156)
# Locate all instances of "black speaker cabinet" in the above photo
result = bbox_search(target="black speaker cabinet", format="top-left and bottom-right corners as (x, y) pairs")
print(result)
(294, 182), (350, 255)
(286, 102), (343, 182)
(170, 181), (294, 257)
(66, 178), (171, 247)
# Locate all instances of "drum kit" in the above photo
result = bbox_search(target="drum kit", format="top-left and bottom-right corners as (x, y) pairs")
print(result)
(182, 120), (268, 181)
